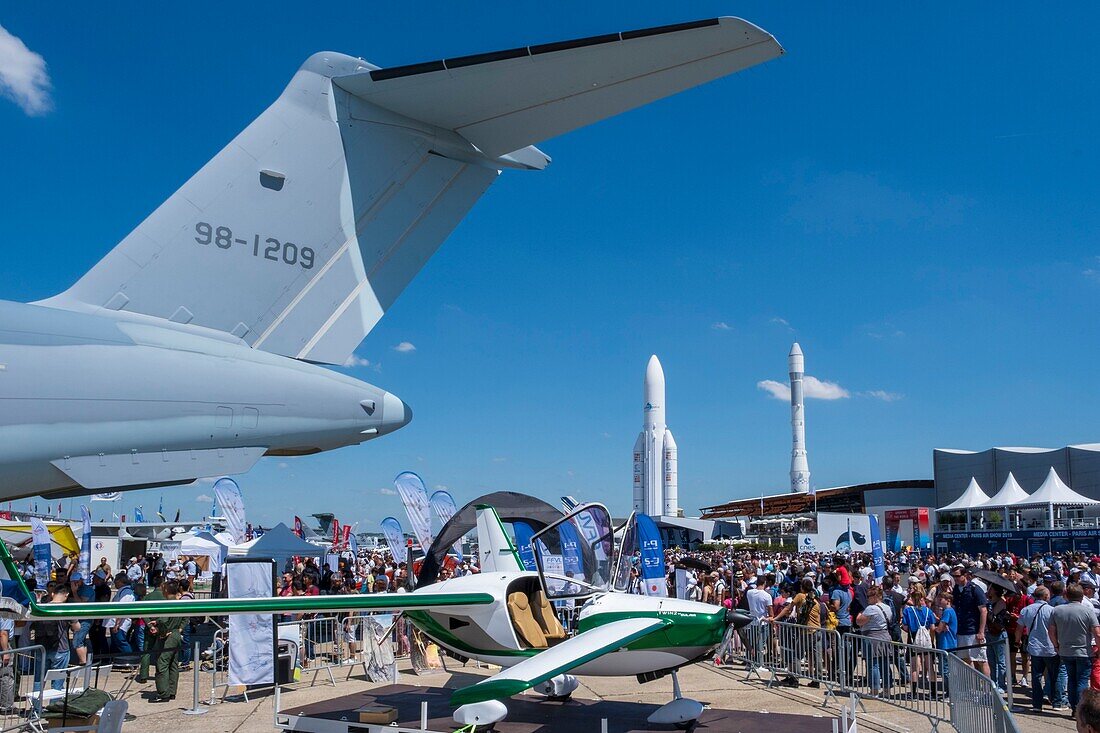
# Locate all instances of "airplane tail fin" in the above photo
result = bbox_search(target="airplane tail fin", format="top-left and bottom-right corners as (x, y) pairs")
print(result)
(38, 17), (781, 365)
(474, 506), (524, 574)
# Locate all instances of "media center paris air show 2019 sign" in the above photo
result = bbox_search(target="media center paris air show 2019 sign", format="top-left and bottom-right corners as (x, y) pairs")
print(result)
(934, 527), (1099, 556)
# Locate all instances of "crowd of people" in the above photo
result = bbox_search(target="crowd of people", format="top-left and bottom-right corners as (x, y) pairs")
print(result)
(661, 546), (1100, 721)
(6, 552), (200, 702)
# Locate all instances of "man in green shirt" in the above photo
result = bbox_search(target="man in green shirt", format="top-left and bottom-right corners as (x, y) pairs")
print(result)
(148, 580), (186, 702)
(137, 577), (165, 683)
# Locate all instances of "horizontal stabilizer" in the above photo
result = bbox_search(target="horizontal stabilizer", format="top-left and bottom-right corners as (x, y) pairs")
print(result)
(335, 17), (783, 158)
(451, 617), (668, 704)
(50, 447), (266, 490)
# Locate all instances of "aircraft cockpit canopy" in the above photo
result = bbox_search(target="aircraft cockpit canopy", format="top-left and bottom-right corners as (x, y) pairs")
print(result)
(531, 503), (615, 599)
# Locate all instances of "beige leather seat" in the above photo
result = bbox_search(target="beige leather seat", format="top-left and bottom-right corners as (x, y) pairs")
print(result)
(532, 590), (567, 642)
(507, 592), (547, 648)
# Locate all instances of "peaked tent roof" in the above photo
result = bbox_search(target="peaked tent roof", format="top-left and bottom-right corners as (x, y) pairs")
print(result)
(980, 472), (1031, 508)
(937, 477), (990, 512)
(1014, 467), (1100, 507)
(228, 522), (324, 560)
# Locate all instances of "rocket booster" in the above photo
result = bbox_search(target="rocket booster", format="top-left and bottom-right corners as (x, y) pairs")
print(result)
(634, 355), (678, 517)
(789, 342), (810, 494)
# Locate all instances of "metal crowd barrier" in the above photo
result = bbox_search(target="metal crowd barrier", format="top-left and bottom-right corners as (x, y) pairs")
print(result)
(725, 621), (1017, 733)
(948, 652), (1018, 733)
(839, 633), (951, 728)
(208, 613), (397, 702)
(1, 644), (47, 733)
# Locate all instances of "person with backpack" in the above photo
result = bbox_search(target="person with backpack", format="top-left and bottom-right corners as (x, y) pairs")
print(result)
(882, 578), (909, 690)
(30, 584), (72, 692)
(775, 577), (829, 688)
(902, 587), (937, 697)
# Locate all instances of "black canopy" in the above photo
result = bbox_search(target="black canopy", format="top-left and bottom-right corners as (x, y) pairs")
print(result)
(417, 491), (563, 587)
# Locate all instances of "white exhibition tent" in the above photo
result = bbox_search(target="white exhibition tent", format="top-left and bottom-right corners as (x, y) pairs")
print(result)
(178, 531), (230, 574)
(228, 522), (322, 565)
(936, 477), (991, 528)
(980, 472), (1030, 509)
(1010, 467), (1100, 527)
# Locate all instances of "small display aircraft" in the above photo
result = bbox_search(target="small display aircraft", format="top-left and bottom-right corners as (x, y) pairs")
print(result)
(0, 500), (750, 727)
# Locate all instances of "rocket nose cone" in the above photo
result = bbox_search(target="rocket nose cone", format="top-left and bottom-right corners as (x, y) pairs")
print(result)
(789, 342), (803, 357)
(645, 355), (665, 383)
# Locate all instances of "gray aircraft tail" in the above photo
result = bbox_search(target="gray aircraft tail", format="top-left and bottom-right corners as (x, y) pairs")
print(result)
(39, 18), (782, 364)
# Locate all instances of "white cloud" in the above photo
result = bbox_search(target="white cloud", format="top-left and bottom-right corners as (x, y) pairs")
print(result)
(434, 484), (448, 491)
(342, 354), (372, 368)
(492, 457), (507, 463)
(600, 431), (611, 439)
(393, 341), (416, 353)
(757, 375), (850, 401)
(0, 24), (52, 115)
(711, 321), (732, 331)
(277, 462), (289, 469)
(862, 389), (903, 402)
(195, 494), (213, 503)
(379, 487), (397, 496)
(770, 317), (794, 331)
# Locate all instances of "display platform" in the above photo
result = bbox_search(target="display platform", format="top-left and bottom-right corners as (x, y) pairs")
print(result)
(275, 684), (836, 733)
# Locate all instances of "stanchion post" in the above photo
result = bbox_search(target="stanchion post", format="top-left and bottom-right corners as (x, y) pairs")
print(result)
(420, 700), (428, 730)
(601, 718), (608, 733)
(182, 641), (209, 716)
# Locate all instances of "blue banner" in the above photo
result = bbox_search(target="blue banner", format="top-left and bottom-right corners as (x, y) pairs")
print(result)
(134, 506), (145, 523)
(558, 522), (583, 577)
(636, 514), (667, 597)
(512, 521), (539, 571)
(868, 513), (886, 580)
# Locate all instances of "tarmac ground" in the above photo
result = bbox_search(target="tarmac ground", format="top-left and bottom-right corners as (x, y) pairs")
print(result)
(108, 656), (1071, 733)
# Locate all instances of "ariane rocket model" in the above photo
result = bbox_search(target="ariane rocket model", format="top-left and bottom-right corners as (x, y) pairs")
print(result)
(789, 342), (811, 494)
(633, 355), (678, 517)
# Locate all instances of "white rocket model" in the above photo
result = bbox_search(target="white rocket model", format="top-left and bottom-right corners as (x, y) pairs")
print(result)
(789, 342), (811, 494)
(633, 355), (678, 517)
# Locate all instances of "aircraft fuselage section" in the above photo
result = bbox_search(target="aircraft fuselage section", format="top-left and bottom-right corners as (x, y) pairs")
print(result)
(0, 300), (409, 498)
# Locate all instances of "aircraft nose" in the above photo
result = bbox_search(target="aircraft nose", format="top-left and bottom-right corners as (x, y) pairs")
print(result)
(379, 391), (412, 434)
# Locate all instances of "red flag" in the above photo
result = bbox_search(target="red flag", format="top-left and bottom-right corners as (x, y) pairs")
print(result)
(332, 520), (341, 548)
(342, 524), (351, 548)
(293, 516), (304, 538)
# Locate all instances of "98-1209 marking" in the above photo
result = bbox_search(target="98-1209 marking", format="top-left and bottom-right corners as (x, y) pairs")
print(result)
(194, 222), (315, 269)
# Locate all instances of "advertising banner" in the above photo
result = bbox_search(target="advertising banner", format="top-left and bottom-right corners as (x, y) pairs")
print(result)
(429, 490), (463, 561)
(213, 477), (247, 544)
(885, 508), (932, 551)
(30, 518), (51, 589)
(798, 512), (872, 553)
(79, 505), (92, 584)
(393, 472), (434, 554)
(227, 560), (275, 686)
(868, 514), (886, 580)
(558, 521), (583, 577)
(512, 521), (539, 571)
(380, 517), (406, 563)
(331, 520), (341, 549)
(635, 514), (667, 597)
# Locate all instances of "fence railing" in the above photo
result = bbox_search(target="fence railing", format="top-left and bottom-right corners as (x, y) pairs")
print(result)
(725, 621), (1018, 733)
(207, 613), (397, 702)
(948, 653), (1018, 733)
(1, 644), (46, 733)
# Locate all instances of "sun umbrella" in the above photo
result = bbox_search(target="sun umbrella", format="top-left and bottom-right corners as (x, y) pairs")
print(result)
(970, 569), (1016, 595)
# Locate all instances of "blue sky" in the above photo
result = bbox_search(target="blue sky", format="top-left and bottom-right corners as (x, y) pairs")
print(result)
(3, 4), (1099, 528)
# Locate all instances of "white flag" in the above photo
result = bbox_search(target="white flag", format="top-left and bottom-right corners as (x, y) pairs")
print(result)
(393, 472), (433, 555)
(213, 477), (247, 544)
